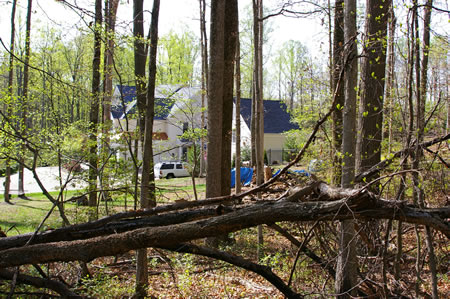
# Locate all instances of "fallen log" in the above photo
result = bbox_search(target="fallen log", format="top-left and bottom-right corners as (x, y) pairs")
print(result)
(0, 269), (79, 297)
(0, 185), (448, 268)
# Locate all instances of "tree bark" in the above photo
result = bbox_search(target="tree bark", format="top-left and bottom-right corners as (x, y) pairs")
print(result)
(235, 32), (242, 194)
(206, 0), (238, 199)
(88, 0), (102, 216)
(221, 0), (238, 196)
(18, 0), (33, 198)
(136, 0), (160, 297)
(336, 0), (358, 296)
(356, 0), (391, 182)
(133, 0), (147, 147)
(206, 0), (226, 199)
(331, 0), (344, 186)
(101, 0), (119, 202)
(385, 6), (396, 154)
(0, 269), (79, 297)
(199, 0), (208, 177)
(415, 2), (438, 297)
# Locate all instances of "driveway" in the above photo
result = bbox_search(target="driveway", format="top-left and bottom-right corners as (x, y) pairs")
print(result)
(0, 167), (87, 194)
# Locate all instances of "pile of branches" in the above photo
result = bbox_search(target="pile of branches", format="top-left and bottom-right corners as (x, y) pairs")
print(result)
(1, 168), (449, 297)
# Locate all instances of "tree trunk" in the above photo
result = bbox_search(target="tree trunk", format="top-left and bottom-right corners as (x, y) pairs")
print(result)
(415, 2), (438, 297)
(205, 0), (238, 248)
(335, 0), (358, 296)
(206, 0), (238, 199)
(4, 0), (18, 203)
(220, 0), (238, 196)
(134, 0), (147, 150)
(331, 0), (344, 186)
(199, 0), (208, 178)
(235, 33), (242, 194)
(18, 0), (33, 199)
(136, 1), (160, 297)
(101, 0), (119, 202)
(88, 0), (102, 217)
(356, 0), (391, 183)
(385, 6), (396, 155)
(253, 0), (264, 261)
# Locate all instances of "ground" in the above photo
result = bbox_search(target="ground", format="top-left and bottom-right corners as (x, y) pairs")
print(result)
(0, 170), (449, 298)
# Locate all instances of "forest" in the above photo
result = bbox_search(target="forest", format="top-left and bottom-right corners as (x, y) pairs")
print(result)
(0, 0), (449, 298)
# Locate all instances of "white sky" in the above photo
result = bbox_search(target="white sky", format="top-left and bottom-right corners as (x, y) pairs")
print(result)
(0, 0), (326, 58)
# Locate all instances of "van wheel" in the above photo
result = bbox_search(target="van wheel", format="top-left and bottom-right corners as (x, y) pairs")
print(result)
(166, 173), (175, 179)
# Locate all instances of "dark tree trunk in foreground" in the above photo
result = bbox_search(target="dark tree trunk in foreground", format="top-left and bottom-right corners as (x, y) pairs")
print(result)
(88, 0), (102, 215)
(356, 0), (391, 182)
(336, 0), (358, 296)
(331, 0), (344, 186)
(206, 0), (238, 199)
(205, 0), (238, 248)
(135, 1), (160, 297)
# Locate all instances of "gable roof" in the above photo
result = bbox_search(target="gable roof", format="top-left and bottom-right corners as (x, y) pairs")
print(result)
(238, 98), (299, 133)
(112, 85), (182, 120)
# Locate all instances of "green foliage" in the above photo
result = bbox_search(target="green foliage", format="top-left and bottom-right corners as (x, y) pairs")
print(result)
(241, 146), (252, 162)
(157, 30), (199, 85)
(81, 269), (134, 298)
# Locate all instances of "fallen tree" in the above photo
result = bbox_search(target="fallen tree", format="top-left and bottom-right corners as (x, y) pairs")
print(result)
(1, 182), (448, 268)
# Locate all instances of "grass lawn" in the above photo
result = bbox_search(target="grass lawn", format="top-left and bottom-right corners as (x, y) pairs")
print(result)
(0, 177), (205, 236)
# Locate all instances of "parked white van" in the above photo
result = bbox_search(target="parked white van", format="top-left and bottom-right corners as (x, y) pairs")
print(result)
(154, 162), (190, 179)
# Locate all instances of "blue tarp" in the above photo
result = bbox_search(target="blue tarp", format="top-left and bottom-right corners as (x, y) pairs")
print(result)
(231, 167), (254, 188)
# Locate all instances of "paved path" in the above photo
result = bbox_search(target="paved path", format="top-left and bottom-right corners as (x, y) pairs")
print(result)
(0, 167), (86, 194)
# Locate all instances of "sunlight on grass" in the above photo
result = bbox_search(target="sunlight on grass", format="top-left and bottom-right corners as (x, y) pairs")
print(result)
(0, 178), (206, 236)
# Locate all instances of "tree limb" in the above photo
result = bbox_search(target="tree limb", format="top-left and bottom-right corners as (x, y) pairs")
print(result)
(0, 269), (79, 297)
(163, 243), (302, 298)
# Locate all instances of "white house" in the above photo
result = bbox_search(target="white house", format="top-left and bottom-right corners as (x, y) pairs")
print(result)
(111, 85), (203, 163)
(112, 85), (298, 165)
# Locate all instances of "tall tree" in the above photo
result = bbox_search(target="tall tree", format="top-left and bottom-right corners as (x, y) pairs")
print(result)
(235, 32), (242, 194)
(331, 0), (344, 186)
(413, 2), (438, 297)
(4, 0), (18, 203)
(102, 0), (119, 201)
(252, 0), (264, 260)
(206, 0), (238, 200)
(356, 0), (391, 182)
(135, 0), (160, 297)
(385, 6), (396, 154)
(335, 0), (358, 296)
(133, 0), (147, 148)
(18, 0), (33, 198)
(199, 0), (208, 177)
(88, 0), (102, 213)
